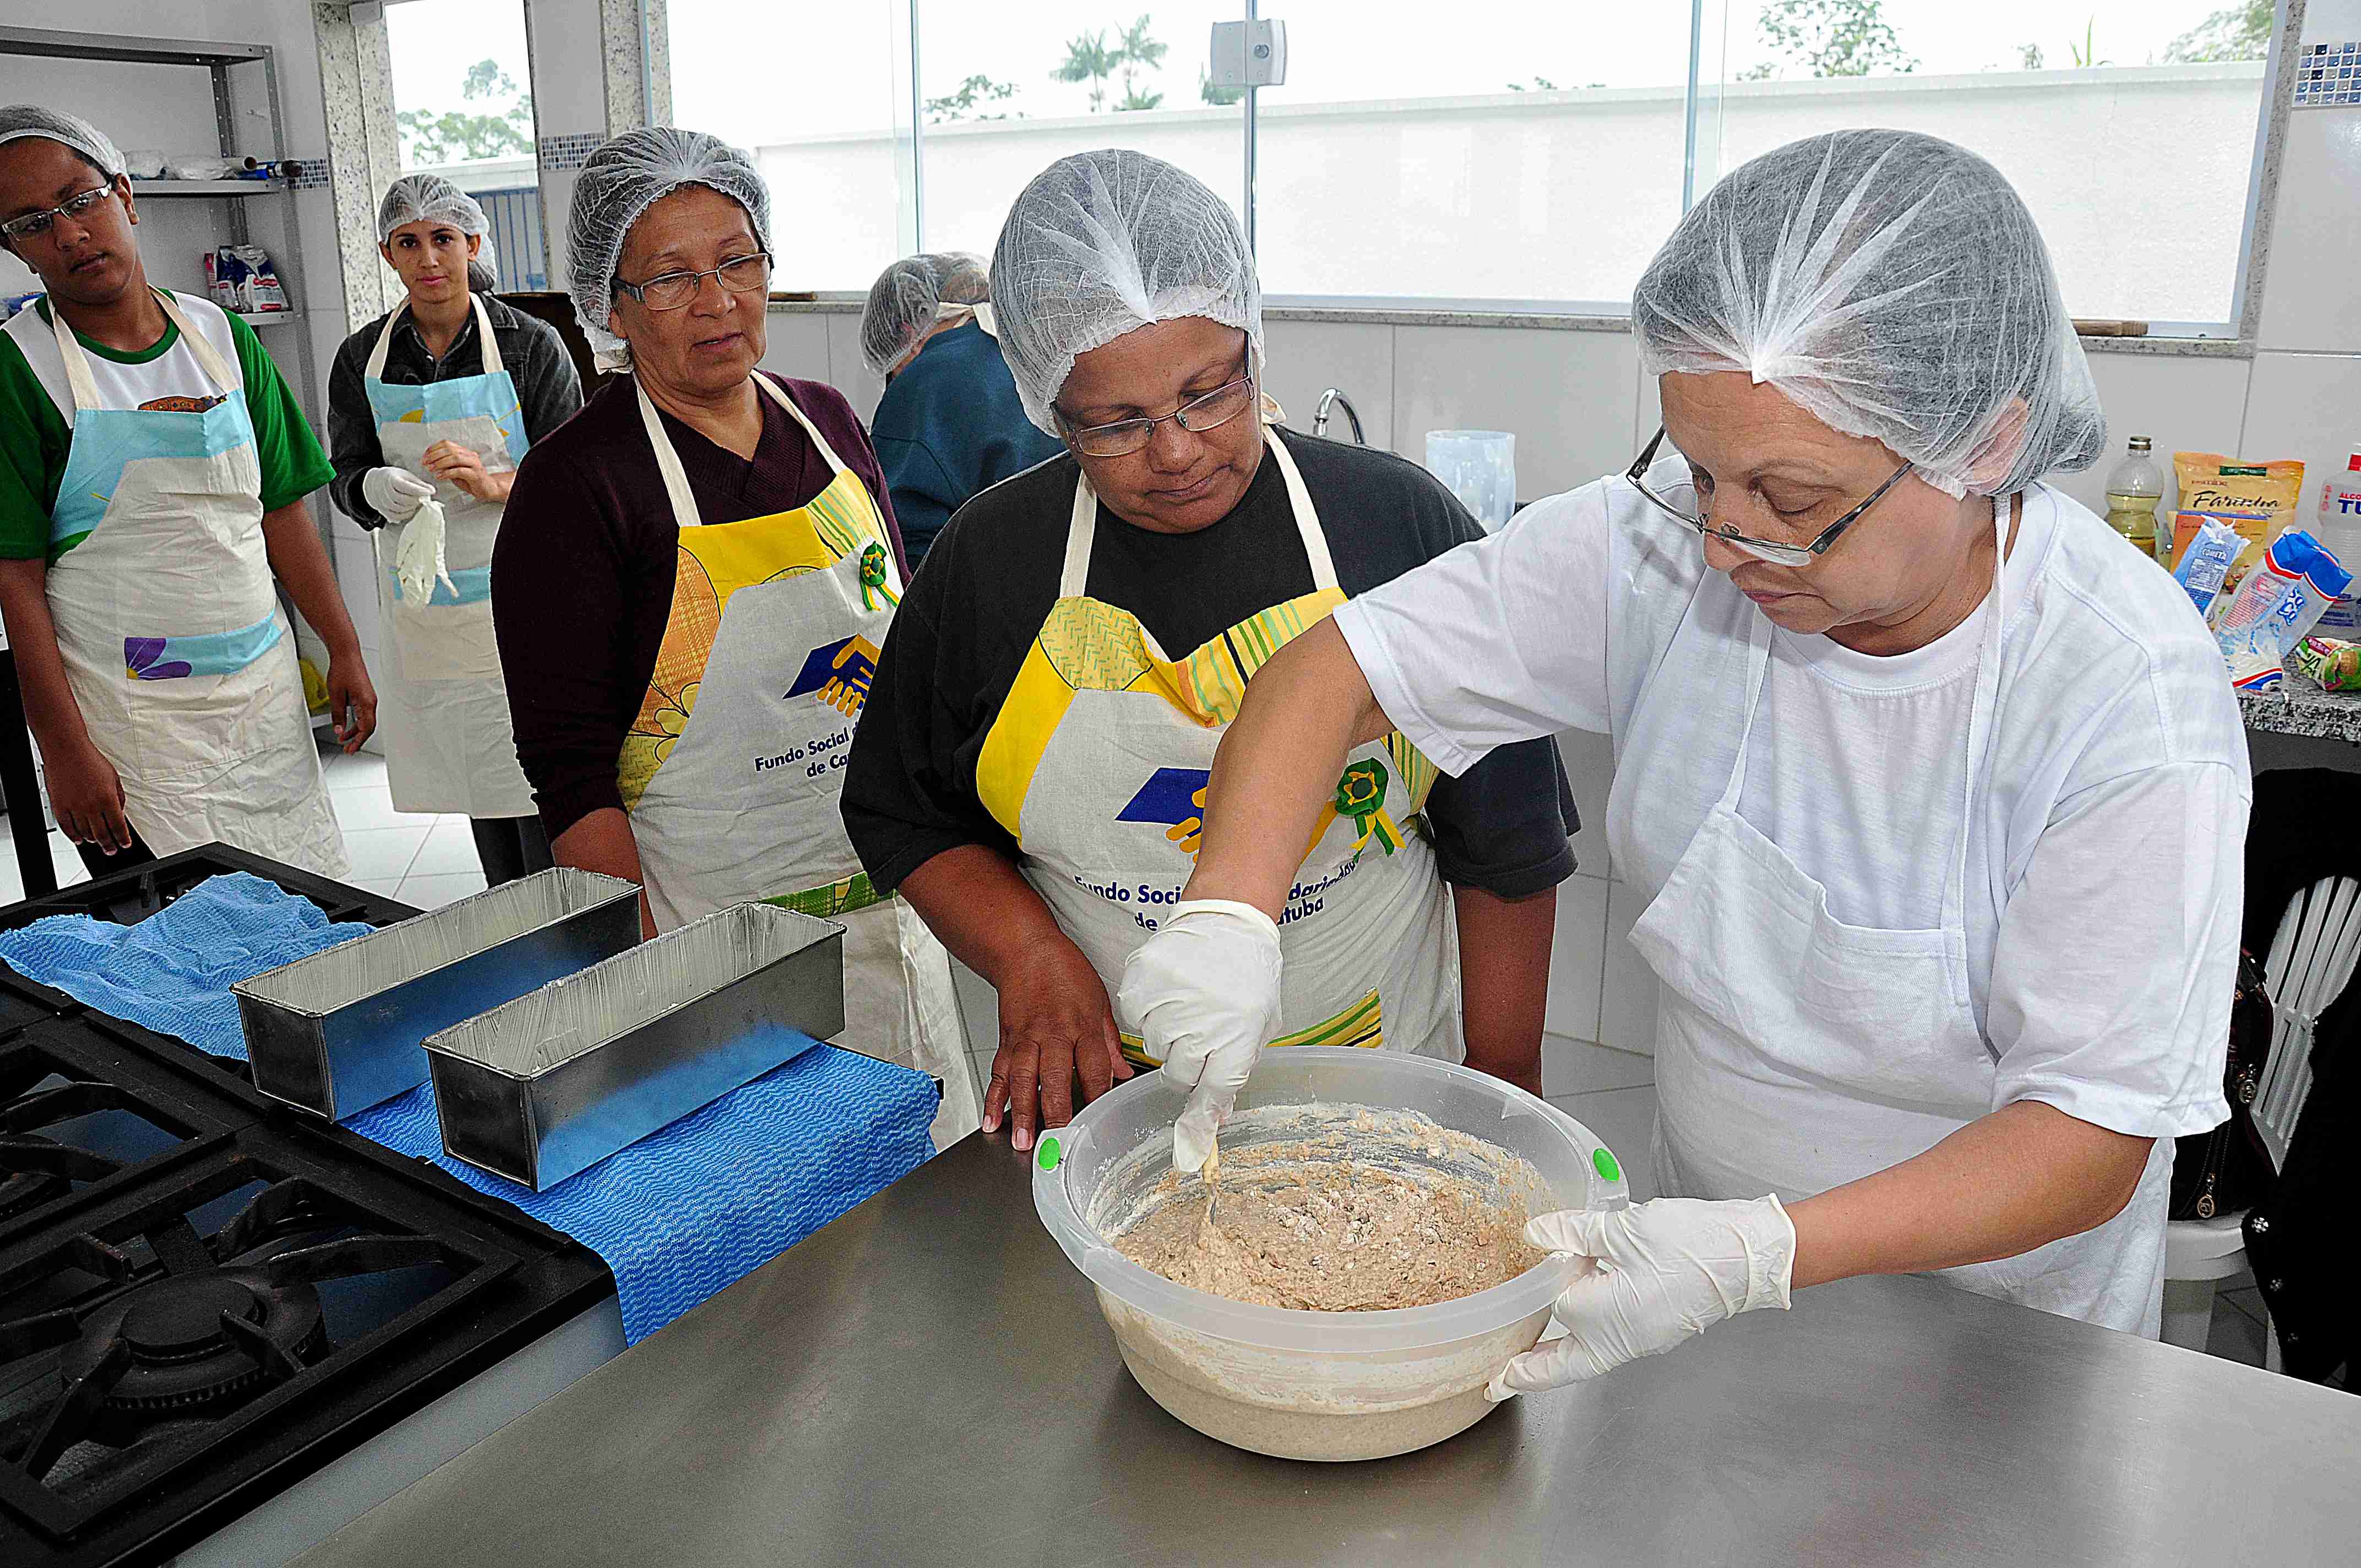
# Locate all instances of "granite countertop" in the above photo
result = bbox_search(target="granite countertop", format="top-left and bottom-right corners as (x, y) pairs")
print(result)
(2238, 670), (2361, 742)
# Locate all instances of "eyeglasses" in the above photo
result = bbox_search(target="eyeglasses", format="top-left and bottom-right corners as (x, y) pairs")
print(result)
(613, 252), (773, 312)
(1, 184), (114, 243)
(1626, 425), (1916, 568)
(1056, 360), (1256, 458)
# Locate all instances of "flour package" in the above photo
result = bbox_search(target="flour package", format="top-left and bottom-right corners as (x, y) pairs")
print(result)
(2173, 453), (2306, 592)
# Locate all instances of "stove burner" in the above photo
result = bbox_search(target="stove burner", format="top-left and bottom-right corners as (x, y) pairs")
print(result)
(52, 1269), (328, 1444)
(1, 1076), (137, 1222)
(1, 1181), (448, 1488)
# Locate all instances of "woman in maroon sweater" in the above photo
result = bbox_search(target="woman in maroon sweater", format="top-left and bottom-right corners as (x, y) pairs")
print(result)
(492, 128), (975, 1150)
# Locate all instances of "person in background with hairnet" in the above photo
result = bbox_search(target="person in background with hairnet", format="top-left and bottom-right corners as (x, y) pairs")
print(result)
(859, 252), (1059, 565)
(327, 173), (581, 886)
(1123, 129), (2249, 1390)
(0, 106), (372, 880)
(841, 150), (1577, 1154)
(492, 127), (976, 1151)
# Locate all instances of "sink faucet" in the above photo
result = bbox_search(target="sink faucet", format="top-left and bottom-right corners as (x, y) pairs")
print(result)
(1313, 388), (1364, 445)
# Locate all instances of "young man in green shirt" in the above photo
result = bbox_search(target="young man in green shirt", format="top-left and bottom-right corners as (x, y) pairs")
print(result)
(0, 106), (372, 880)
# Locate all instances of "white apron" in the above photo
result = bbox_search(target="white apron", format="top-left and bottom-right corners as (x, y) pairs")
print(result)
(619, 372), (976, 1150)
(1608, 495), (2172, 1335)
(363, 293), (536, 818)
(38, 290), (346, 877)
(974, 431), (1462, 1066)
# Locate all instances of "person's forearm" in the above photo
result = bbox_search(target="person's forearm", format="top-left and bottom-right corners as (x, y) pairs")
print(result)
(1787, 1100), (2153, 1289)
(483, 469), (516, 504)
(897, 842), (1082, 989)
(0, 559), (93, 754)
(260, 501), (362, 655)
(1451, 884), (1554, 1096)
(1185, 619), (1393, 917)
(552, 807), (655, 938)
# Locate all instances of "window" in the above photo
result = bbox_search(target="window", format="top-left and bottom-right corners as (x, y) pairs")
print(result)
(1695, 0), (2276, 330)
(916, 3), (1244, 260)
(651, 1), (2283, 334)
(665, 0), (916, 292)
(1253, 2), (1698, 307)
(383, 0), (548, 290)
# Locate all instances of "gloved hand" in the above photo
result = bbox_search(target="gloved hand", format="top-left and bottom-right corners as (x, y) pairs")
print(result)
(1486, 1195), (1796, 1399)
(362, 465), (434, 524)
(393, 496), (454, 605)
(1117, 899), (1282, 1174)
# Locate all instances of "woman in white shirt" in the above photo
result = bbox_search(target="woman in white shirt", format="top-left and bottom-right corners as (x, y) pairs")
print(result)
(1118, 129), (2250, 1392)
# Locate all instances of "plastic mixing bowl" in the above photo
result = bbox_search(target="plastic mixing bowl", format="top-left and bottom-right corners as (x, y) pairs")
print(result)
(1031, 1048), (1630, 1461)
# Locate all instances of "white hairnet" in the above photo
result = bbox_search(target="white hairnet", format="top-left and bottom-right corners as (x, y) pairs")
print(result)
(377, 173), (498, 293)
(861, 251), (991, 379)
(0, 105), (126, 182)
(989, 150), (1259, 435)
(1631, 129), (2103, 499)
(565, 126), (770, 374)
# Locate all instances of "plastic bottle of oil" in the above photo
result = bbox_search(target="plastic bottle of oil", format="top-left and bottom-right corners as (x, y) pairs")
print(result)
(2104, 435), (2166, 565)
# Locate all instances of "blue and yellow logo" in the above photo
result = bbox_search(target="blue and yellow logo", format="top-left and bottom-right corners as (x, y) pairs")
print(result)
(1117, 766), (1212, 855)
(785, 634), (881, 717)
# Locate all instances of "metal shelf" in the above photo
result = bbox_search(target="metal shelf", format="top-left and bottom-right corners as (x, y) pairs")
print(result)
(130, 178), (287, 197)
(0, 26), (269, 67)
(231, 311), (302, 329)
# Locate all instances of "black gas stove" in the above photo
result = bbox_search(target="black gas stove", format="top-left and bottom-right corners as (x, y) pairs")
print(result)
(0, 847), (617, 1567)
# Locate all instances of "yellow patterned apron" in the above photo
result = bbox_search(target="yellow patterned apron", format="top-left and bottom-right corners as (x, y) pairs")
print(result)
(620, 371), (977, 1148)
(975, 429), (1462, 1068)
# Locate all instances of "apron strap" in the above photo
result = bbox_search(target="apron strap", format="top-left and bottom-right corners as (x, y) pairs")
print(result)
(362, 302), (403, 383)
(1260, 427), (1339, 592)
(751, 371), (848, 476)
(472, 291), (505, 376)
(634, 374), (707, 530)
(637, 371), (849, 532)
(1061, 426), (1339, 603)
(365, 292), (505, 382)
(1946, 492), (2011, 933)
(972, 301), (997, 340)
(50, 289), (237, 415)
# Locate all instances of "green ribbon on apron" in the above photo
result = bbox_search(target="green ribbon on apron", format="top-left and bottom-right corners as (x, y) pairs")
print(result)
(1335, 758), (1404, 855)
(859, 542), (900, 612)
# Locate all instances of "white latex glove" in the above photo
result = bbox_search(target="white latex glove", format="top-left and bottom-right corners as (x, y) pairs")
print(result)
(1487, 1195), (1796, 1400)
(1116, 899), (1282, 1174)
(393, 496), (454, 605)
(363, 465), (434, 524)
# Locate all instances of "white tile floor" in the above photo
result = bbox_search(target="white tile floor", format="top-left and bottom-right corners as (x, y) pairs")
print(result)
(0, 746), (486, 912)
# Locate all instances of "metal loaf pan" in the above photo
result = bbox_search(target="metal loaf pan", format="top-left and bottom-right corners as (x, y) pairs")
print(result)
(424, 902), (846, 1191)
(233, 868), (643, 1119)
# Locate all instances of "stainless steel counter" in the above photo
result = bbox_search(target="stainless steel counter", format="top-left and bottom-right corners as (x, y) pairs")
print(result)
(299, 1135), (2358, 1567)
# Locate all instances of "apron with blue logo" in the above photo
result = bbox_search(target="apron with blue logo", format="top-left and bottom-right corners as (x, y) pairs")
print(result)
(36, 288), (345, 876)
(362, 291), (536, 817)
(619, 371), (975, 1148)
(973, 429), (1461, 1068)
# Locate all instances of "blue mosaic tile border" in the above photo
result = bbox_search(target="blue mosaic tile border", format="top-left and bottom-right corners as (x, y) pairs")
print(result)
(538, 133), (604, 171)
(2295, 41), (2361, 107)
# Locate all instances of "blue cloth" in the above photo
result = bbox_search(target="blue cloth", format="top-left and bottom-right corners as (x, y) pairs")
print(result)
(869, 320), (1061, 564)
(347, 1047), (937, 1343)
(0, 872), (371, 1057)
(0, 872), (938, 1344)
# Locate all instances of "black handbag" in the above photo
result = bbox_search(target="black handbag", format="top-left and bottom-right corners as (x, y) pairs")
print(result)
(2168, 948), (2276, 1222)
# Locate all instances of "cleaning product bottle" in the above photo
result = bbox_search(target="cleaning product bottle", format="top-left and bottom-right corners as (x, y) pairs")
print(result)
(2104, 435), (2166, 565)
(2311, 448), (2361, 635)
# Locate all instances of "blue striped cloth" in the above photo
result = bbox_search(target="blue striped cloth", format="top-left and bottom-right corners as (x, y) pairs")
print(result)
(0, 873), (937, 1343)
(0, 872), (370, 1058)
